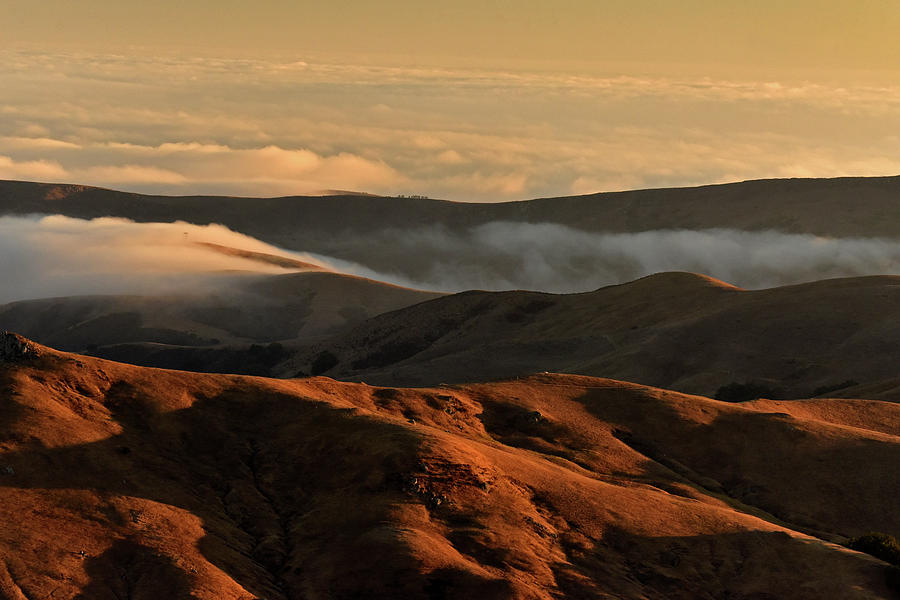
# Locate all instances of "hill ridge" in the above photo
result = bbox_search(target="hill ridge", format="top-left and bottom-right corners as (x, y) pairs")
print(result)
(0, 333), (897, 597)
(6, 175), (900, 242)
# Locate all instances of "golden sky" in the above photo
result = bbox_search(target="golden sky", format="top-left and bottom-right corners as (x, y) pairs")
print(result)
(1, 1), (899, 199)
(5, 1), (900, 74)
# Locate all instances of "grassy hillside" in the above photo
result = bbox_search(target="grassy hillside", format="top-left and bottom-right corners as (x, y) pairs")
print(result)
(0, 333), (897, 598)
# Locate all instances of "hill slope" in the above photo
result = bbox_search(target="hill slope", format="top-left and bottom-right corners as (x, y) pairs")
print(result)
(0, 333), (898, 598)
(0, 272), (441, 375)
(286, 272), (900, 397)
(5, 176), (900, 240)
(7, 177), (900, 294)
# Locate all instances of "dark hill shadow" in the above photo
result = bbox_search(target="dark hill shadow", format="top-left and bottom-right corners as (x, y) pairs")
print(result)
(573, 385), (900, 541)
(549, 526), (893, 600)
(0, 380), (470, 599)
(74, 538), (194, 600)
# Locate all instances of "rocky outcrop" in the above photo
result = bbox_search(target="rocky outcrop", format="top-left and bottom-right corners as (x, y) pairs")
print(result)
(1, 332), (38, 362)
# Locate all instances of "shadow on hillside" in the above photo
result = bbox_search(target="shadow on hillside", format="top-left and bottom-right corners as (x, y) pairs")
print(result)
(548, 526), (892, 599)
(0, 379), (441, 599)
(3, 364), (899, 598)
(73, 538), (194, 600)
(572, 384), (900, 542)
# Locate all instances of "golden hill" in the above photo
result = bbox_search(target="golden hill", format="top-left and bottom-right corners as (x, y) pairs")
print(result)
(1, 333), (897, 598)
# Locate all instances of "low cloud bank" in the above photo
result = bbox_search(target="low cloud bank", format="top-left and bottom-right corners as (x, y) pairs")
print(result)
(326, 223), (900, 292)
(5, 50), (900, 201)
(5, 216), (900, 304)
(0, 215), (330, 303)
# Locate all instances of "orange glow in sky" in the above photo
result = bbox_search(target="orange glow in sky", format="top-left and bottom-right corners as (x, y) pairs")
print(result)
(1, 1), (899, 200)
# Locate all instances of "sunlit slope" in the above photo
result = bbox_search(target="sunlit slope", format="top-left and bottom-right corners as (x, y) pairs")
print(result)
(290, 272), (900, 397)
(0, 334), (897, 598)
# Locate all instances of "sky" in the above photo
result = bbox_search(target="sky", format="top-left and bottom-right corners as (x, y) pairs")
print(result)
(2, 1), (900, 201)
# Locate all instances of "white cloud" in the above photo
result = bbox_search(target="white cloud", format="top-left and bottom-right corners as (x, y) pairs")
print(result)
(1, 49), (900, 200)
(330, 224), (900, 293)
(0, 215), (332, 303)
(437, 172), (528, 196)
(80, 164), (188, 185)
(436, 149), (466, 165)
(0, 155), (67, 180)
(0, 139), (405, 196)
(0, 136), (81, 150)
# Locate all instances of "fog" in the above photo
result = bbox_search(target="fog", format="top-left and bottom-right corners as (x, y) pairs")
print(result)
(321, 222), (900, 293)
(0, 215), (329, 303)
(4, 216), (900, 305)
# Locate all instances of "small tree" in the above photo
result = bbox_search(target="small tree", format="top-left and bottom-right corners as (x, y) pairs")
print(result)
(847, 532), (900, 593)
(848, 532), (900, 566)
(311, 350), (339, 376)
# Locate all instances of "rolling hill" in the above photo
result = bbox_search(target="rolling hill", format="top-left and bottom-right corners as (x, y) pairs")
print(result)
(0, 271), (441, 375)
(4, 176), (900, 289)
(1, 332), (898, 598)
(285, 272), (900, 398)
(5, 176), (900, 240)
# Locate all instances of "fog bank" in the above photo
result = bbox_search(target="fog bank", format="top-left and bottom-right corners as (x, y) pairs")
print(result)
(0, 215), (329, 303)
(5, 216), (900, 304)
(325, 223), (900, 292)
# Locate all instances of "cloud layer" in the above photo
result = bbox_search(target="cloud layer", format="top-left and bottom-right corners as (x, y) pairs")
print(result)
(322, 223), (900, 293)
(4, 215), (900, 304)
(0, 215), (328, 303)
(2, 51), (900, 200)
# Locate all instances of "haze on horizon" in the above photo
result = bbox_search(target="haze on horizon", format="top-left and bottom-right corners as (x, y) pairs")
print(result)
(2, 1), (900, 201)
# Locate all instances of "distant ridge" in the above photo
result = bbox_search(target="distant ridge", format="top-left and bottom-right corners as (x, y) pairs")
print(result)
(4, 176), (900, 246)
(282, 272), (900, 398)
(0, 270), (443, 374)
